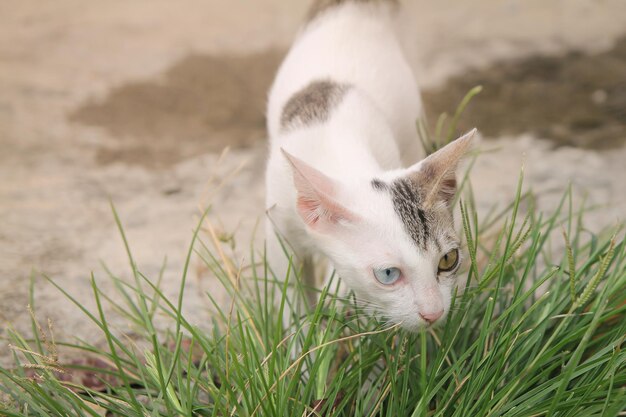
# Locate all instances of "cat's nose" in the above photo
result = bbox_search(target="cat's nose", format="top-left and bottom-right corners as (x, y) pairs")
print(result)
(419, 309), (443, 324)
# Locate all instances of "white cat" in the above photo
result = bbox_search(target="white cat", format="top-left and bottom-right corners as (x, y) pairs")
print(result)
(265, 0), (475, 331)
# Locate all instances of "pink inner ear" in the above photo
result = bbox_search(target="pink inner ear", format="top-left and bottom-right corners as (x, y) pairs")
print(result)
(282, 148), (357, 230)
(297, 195), (323, 226)
(297, 192), (356, 229)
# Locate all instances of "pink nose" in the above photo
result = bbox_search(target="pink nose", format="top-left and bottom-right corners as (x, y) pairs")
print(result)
(419, 310), (443, 324)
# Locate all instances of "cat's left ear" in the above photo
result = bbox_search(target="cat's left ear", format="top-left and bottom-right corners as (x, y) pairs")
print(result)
(408, 128), (477, 208)
(281, 149), (358, 232)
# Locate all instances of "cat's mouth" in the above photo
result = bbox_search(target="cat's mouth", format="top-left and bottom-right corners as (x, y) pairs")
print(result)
(395, 313), (447, 332)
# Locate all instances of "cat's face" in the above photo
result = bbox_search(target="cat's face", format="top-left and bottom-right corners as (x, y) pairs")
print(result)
(283, 129), (475, 331)
(316, 191), (462, 330)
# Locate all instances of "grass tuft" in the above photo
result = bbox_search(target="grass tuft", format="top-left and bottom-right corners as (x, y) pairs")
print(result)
(2, 179), (624, 416)
(1, 90), (625, 416)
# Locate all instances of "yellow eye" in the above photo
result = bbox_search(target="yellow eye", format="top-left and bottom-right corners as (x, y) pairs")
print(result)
(438, 249), (459, 272)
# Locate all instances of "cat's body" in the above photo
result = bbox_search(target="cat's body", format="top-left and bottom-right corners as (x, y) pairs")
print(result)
(266, 1), (421, 166)
(265, 0), (475, 330)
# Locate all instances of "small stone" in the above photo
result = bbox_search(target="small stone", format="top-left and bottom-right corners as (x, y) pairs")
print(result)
(591, 89), (608, 105)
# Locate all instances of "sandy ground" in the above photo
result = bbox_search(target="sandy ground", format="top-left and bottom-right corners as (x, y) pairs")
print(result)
(1, 0), (625, 365)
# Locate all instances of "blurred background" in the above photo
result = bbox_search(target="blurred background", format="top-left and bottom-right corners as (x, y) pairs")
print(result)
(1, 0), (625, 364)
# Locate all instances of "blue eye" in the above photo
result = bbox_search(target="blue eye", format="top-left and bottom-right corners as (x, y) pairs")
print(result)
(373, 267), (401, 285)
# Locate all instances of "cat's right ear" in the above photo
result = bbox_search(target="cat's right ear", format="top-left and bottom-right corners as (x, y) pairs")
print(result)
(281, 149), (357, 232)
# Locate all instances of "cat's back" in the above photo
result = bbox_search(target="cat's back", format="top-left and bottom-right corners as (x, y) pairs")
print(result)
(267, 0), (420, 144)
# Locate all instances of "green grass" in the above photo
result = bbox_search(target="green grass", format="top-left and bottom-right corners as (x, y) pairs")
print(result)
(1, 175), (624, 416)
(1, 89), (625, 415)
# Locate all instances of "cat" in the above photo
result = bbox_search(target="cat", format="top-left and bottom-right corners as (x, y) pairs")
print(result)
(265, 0), (476, 331)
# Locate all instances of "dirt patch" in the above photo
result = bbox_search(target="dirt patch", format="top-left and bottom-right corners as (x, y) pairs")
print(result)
(422, 37), (626, 149)
(70, 38), (626, 169)
(70, 50), (284, 168)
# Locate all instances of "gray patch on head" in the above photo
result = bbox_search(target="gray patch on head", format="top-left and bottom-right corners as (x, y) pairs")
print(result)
(307, 0), (399, 22)
(280, 79), (350, 132)
(390, 178), (431, 248)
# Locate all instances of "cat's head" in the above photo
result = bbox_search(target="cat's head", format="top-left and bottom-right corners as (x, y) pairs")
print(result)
(283, 129), (476, 331)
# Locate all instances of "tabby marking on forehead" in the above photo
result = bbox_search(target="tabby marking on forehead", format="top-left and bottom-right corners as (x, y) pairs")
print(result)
(390, 178), (431, 248)
(280, 80), (350, 132)
(371, 178), (387, 191)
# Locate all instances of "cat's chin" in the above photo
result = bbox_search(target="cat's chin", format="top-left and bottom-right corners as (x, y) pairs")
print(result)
(399, 322), (428, 332)
(395, 317), (446, 333)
